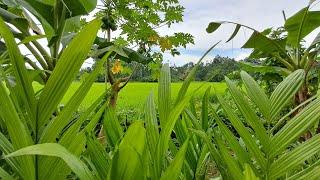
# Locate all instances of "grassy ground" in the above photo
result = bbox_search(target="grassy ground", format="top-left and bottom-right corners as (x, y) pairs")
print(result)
(34, 82), (227, 110)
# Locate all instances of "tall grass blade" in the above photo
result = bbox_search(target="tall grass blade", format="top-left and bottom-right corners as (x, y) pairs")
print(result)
(160, 138), (189, 180)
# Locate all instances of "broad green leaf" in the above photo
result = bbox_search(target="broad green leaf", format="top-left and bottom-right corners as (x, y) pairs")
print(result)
(0, 8), (29, 33)
(285, 7), (320, 47)
(0, 74), (34, 180)
(240, 62), (291, 76)
(242, 31), (287, 58)
(270, 134), (320, 179)
(37, 19), (102, 130)
(241, 71), (271, 120)
(86, 133), (111, 179)
(0, 16), (36, 126)
(243, 164), (259, 180)
(272, 98), (320, 157)
(160, 138), (189, 180)
(5, 143), (96, 180)
(158, 63), (171, 127)
(201, 87), (210, 130)
(156, 97), (190, 177)
(145, 92), (159, 155)
(212, 109), (253, 168)
(217, 95), (267, 169)
(109, 122), (146, 180)
(206, 22), (221, 33)
(17, 0), (54, 37)
(39, 52), (112, 143)
(214, 130), (244, 180)
(270, 69), (305, 121)
(225, 77), (270, 152)
(104, 106), (123, 148)
(62, 0), (97, 17)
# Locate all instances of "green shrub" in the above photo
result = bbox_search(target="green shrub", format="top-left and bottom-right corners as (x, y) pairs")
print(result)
(193, 69), (320, 179)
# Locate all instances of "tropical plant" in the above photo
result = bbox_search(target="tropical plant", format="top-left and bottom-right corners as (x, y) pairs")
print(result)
(3, 42), (219, 180)
(0, 16), (118, 179)
(206, 1), (320, 104)
(192, 69), (320, 179)
(94, 0), (194, 107)
(0, 0), (97, 81)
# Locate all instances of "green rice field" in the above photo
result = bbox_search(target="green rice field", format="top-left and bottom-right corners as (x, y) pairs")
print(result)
(33, 82), (227, 110)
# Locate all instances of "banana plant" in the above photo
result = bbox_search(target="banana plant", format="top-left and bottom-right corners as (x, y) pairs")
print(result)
(0, 16), (120, 179)
(206, 1), (320, 104)
(193, 69), (320, 179)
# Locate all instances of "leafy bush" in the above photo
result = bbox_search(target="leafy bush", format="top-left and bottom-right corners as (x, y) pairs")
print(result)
(193, 69), (320, 179)
(0, 17), (113, 179)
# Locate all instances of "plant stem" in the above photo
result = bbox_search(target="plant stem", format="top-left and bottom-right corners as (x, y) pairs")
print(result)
(24, 43), (48, 70)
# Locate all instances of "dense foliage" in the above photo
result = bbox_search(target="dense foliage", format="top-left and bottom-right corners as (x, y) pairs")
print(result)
(0, 0), (320, 180)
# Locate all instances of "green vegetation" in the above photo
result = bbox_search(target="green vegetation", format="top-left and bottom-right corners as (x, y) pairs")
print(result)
(34, 82), (226, 109)
(1, 0), (320, 179)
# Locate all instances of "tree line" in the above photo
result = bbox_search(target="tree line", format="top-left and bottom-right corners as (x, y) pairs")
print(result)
(79, 55), (240, 82)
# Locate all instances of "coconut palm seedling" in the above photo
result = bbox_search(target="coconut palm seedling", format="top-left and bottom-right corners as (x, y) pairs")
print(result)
(0, 16), (121, 179)
(192, 69), (320, 179)
(3, 42), (220, 180)
(3, 64), (193, 180)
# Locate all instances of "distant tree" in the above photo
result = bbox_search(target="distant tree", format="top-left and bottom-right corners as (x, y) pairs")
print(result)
(95, 0), (194, 107)
(205, 56), (240, 82)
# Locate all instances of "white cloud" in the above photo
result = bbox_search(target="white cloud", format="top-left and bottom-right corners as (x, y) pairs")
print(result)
(235, 51), (251, 61)
(163, 52), (215, 66)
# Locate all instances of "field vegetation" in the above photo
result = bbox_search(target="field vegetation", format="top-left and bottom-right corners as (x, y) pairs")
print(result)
(0, 0), (320, 180)
(34, 82), (226, 109)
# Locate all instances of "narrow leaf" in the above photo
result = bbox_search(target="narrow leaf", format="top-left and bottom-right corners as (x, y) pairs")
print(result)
(160, 139), (189, 180)
(5, 143), (96, 180)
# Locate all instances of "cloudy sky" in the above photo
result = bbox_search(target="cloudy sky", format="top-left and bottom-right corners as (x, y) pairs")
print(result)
(19, 0), (320, 67)
(155, 0), (319, 66)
